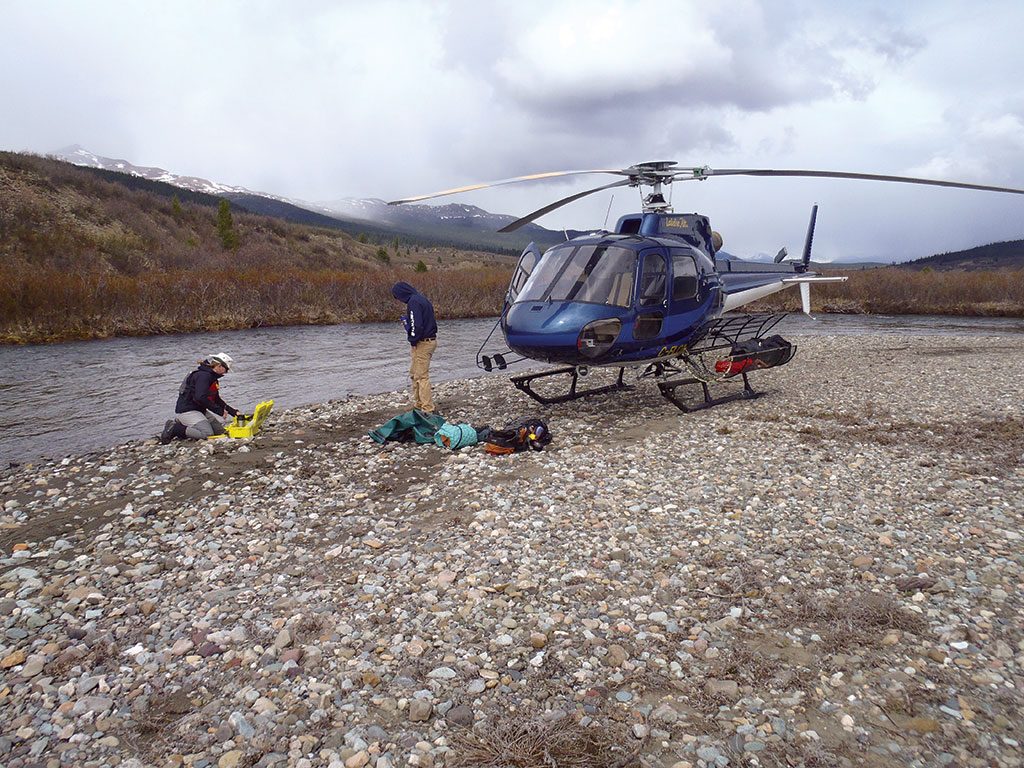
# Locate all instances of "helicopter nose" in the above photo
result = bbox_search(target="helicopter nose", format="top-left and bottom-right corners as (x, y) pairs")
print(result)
(504, 302), (621, 364)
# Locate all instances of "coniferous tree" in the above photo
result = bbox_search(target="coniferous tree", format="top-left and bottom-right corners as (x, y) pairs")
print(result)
(171, 195), (183, 218)
(217, 199), (239, 250)
(414, 260), (428, 273)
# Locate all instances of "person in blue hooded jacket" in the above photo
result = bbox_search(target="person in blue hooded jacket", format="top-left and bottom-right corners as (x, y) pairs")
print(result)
(391, 281), (438, 413)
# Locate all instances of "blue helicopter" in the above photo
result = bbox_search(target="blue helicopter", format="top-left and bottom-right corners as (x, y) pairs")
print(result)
(391, 162), (1024, 411)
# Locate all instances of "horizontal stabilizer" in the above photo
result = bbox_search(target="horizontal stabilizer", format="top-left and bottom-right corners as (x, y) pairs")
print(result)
(781, 275), (848, 284)
(722, 274), (847, 312)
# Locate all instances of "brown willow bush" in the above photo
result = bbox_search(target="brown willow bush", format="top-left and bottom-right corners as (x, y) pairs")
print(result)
(748, 267), (1024, 316)
(4, 263), (1021, 344)
(0, 266), (513, 343)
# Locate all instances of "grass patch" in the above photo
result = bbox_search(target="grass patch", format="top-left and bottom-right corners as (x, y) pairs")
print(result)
(45, 639), (117, 678)
(790, 591), (926, 651)
(450, 715), (641, 768)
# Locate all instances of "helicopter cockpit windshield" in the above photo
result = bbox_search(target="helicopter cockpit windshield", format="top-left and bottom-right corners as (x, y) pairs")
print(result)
(517, 244), (635, 307)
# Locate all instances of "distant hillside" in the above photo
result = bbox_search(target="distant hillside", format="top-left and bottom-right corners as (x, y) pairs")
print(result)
(48, 146), (576, 254)
(0, 151), (377, 275)
(0, 152), (516, 273)
(899, 239), (1024, 271)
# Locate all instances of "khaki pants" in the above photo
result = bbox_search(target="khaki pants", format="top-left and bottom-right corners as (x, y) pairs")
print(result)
(409, 338), (437, 412)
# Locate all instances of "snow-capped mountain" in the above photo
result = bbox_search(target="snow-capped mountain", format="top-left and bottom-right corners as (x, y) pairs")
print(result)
(51, 145), (255, 196)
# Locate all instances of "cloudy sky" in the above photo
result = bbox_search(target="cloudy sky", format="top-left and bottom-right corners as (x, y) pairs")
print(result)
(3, 0), (1023, 262)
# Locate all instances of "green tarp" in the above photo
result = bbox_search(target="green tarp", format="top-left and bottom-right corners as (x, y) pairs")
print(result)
(368, 410), (446, 444)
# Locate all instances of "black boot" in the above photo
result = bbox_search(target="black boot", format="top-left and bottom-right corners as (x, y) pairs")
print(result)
(161, 421), (189, 443)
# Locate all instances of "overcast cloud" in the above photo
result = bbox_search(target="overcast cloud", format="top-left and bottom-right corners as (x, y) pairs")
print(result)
(2, 0), (1023, 261)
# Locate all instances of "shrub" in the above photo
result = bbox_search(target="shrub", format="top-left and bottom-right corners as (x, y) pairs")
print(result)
(0, 266), (512, 342)
(747, 267), (1024, 316)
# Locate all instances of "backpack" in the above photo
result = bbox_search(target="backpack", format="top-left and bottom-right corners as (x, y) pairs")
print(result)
(178, 370), (198, 397)
(484, 417), (552, 455)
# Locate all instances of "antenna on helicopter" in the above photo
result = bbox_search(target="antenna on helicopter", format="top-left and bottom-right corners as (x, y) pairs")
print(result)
(603, 194), (615, 230)
(774, 247), (788, 263)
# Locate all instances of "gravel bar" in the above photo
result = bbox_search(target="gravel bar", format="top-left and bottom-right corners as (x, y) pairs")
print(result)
(1, 333), (1022, 768)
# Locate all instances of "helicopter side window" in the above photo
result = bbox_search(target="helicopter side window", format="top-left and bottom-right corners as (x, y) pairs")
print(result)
(638, 251), (667, 307)
(671, 252), (698, 300)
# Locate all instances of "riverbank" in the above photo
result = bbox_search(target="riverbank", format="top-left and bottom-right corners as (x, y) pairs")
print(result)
(1, 334), (1022, 767)
(0, 268), (511, 345)
(3, 266), (1024, 345)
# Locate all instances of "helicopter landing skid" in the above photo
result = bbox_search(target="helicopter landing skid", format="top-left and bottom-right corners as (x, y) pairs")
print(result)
(511, 366), (630, 404)
(656, 371), (762, 413)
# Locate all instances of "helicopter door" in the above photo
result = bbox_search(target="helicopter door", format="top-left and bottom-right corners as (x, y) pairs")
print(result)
(507, 242), (542, 304)
(634, 249), (667, 340)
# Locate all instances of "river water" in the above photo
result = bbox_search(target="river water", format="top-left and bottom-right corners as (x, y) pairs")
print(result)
(2, 314), (1022, 465)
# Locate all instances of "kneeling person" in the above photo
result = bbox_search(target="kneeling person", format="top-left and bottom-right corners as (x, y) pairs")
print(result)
(161, 353), (239, 442)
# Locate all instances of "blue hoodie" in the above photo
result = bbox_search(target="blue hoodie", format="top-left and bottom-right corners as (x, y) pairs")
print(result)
(391, 282), (437, 345)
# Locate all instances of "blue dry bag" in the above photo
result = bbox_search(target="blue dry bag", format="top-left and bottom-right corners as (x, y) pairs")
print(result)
(434, 422), (478, 450)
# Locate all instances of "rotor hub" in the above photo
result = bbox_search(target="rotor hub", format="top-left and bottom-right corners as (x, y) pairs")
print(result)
(626, 160), (680, 188)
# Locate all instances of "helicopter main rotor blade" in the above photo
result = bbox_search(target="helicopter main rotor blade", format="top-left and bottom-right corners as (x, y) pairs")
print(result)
(690, 168), (1024, 195)
(497, 179), (633, 233)
(388, 168), (624, 205)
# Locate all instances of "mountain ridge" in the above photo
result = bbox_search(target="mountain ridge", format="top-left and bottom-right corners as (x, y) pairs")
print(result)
(47, 146), (579, 252)
(897, 239), (1024, 271)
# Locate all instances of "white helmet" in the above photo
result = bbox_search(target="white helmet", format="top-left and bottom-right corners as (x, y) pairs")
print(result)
(207, 352), (234, 370)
